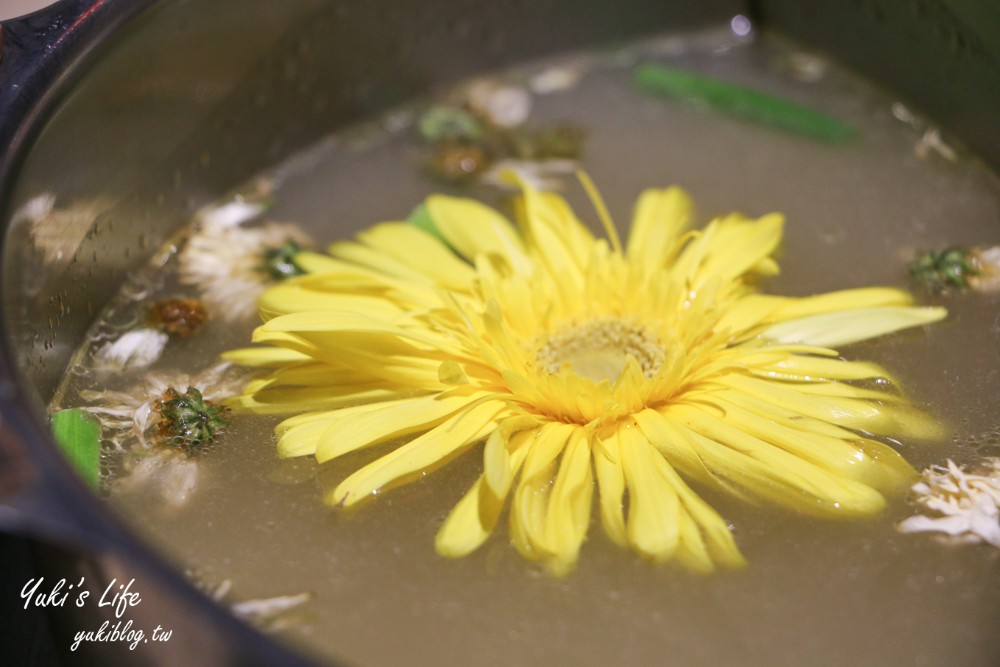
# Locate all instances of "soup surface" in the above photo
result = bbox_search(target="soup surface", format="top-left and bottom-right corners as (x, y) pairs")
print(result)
(52, 24), (1000, 667)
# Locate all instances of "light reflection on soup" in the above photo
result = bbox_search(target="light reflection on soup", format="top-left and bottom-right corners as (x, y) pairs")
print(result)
(53, 26), (1000, 667)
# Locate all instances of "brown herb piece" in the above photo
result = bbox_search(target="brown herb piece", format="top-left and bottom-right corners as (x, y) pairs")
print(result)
(150, 297), (208, 338)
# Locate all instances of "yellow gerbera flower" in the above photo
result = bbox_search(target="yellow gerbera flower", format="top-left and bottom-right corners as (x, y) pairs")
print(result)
(225, 175), (946, 575)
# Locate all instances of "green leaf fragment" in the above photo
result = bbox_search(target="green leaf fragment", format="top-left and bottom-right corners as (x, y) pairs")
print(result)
(407, 203), (448, 244)
(50, 408), (102, 487)
(634, 63), (858, 144)
(418, 106), (485, 142)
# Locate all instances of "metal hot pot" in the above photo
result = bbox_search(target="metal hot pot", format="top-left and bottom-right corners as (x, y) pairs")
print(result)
(0, 1), (997, 664)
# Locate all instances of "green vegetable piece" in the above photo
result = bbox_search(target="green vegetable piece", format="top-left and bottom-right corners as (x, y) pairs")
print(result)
(634, 63), (859, 143)
(261, 240), (308, 280)
(50, 409), (102, 487)
(157, 387), (228, 455)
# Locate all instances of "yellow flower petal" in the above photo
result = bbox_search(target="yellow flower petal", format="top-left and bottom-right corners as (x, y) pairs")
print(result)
(510, 184), (589, 292)
(426, 194), (532, 273)
(227, 382), (401, 415)
(717, 375), (910, 437)
(619, 424), (681, 560)
(329, 401), (506, 506)
(749, 353), (896, 384)
(290, 250), (354, 274)
(593, 430), (627, 547)
(694, 213), (784, 285)
(228, 177), (947, 574)
(761, 306), (948, 347)
(510, 422), (575, 559)
(543, 429), (594, 573)
(714, 294), (790, 334)
(626, 186), (693, 269)
(356, 222), (477, 290)
(329, 240), (437, 285)
(315, 390), (494, 463)
(222, 346), (311, 367)
(435, 476), (504, 558)
(483, 418), (538, 497)
(274, 412), (343, 458)
(251, 326), (443, 387)
(670, 404), (888, 516)
(655, 452), (746, 571)
(771, 287), (915, 319)
(259, 285), (407, 319)
(690, 396), (916, 492)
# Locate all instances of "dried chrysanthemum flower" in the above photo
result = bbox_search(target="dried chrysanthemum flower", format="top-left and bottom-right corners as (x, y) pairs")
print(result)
(909, 246), (1000, 294)
(80, 362), (245, 451)
(179, 199), (313, 321)
(149, 297), (209, 338)
(898, 458), (1000, 547)
(429, 143), (490, 184)
(155, 386), (229, 455)
(227, 176), (945, 575)
(465, 81), (533, 127)
(418, 81), (584, 190)
(80, 363), (246, 508)
(113, 448), (200, 510)
(92, 297), (209, 372)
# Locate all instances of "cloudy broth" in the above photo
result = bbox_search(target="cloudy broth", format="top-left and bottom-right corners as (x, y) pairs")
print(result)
(53, 26), (1000, 667)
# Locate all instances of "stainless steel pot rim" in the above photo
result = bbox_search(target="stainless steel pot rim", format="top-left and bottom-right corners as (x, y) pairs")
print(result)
(0, 2), (319, 664)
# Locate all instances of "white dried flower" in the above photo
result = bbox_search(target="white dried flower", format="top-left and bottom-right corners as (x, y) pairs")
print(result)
(529, 65), (585, 94)
(969, 246), (1000, 294)
(915, 128), (958, 162)
(94, 327), (170, 370)
(197, 199), (268, 230)
(231, 593), (312, 624)
(179, 201), (312, 321)
(891, 103), (918, 126)
(14, 192), (55, 221)
(206, 579), (233, 601)
(466, 81), (532, 127)
(898, 458), (1000, 548)
(79, 362), (246, 450)
(195, 578), (312, 631)
(114, 448), (200, 510)
(784, 52), (827, 83)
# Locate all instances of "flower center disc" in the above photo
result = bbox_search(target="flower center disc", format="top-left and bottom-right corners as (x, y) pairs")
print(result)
(536, 317), (664, 383)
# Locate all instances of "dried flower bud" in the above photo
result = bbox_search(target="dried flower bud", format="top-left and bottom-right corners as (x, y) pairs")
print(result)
(429, 143), (490, 183)
(151, 297), (209, 338)
(156, 386), (228, 454)
(910, 246), (1000, 294)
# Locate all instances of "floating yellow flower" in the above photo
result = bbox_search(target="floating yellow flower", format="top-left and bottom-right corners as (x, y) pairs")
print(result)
(226, 176), (946, 575)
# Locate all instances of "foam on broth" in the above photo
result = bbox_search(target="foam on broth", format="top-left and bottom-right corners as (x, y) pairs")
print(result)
(53, 26), (1000, 666)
